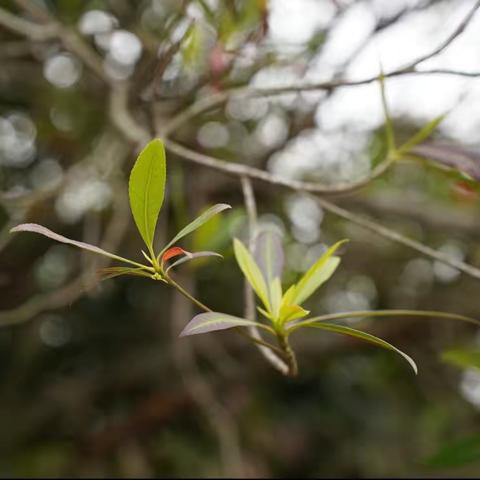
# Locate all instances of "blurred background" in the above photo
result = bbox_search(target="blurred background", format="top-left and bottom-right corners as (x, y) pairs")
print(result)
(2, 0), (480, 477)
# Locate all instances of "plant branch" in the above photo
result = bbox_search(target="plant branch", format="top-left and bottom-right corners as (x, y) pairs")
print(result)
(0, 6), (57, 40)
(161, 2), (480, 135)
(166, 273), (284, 355)
(240, 176), (290, 375)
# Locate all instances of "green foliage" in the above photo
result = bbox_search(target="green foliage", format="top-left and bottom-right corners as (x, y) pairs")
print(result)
(180, 312), (274, 336)
(397, 114), (446, 154)
(289, 240), (346, 305)
(128, 139), (166, 255)
(233, 237), (272, 312)
(10, 139), (230, 282)
(8, 137), (480, 378)
(161, 204), (231, 258)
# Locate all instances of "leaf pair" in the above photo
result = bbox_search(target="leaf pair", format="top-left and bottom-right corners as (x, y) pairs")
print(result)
(181, 230), (480, 376)
(233, 232), (346, 325)
(10, 140), (231, 281)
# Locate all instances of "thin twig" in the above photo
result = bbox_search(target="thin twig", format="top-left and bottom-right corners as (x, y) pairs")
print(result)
(407, 0), (480, 69)
(163, 138), (390, 195)
(161, 2), (480, 135)
(162, 139), (480, 281)
(240, 176), (289, 375)
(0, 6), (57, 40)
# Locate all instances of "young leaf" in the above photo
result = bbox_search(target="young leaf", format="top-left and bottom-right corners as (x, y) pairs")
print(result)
(180, 312), (274, 336)
(290, 240), (347, 305)
(286, 309), (480, 333)
(279, 304), (310, 323)
(397, 114), (446, 154)
(269, 277), (283, 319)
(303, 322), (418, 374)
(128, 139), (166, 252)
(10, 223), (148, 269)
(233, 238), (271, 311)
(161, 246), (190, 265)
(160, 203), (231, 256)
(165, 251), (222, 273)
(254, 230), (284, 285)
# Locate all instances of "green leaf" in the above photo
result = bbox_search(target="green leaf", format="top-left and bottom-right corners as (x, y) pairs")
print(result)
(233, 238), (271, 311)
(287, 309), (480, 333)
(180, 312), (274, 336)
(397, 114), (446, 154)
(279, 304), (310, 323)
(128, 139), (166, 252)
(254, 230), (284, 286)
(269, 277), (282, 319)
(303, 322), (418, 374)
(290, 240), (347, 305)
(160, 203), (231, 257)
(10, 223), (149, 270)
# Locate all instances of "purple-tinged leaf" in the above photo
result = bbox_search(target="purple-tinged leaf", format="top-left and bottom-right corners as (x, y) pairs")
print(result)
(166, 251), (222, 273)
(10, 223), (147, 269)
(254, 229), (284, 284)
(180, 312), (273, 337)
(411, 142), (480, 181)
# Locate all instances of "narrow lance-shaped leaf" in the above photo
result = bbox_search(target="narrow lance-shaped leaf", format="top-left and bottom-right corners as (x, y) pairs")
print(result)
(286, 309), (480, 333)
(160, 203), (231, 257)
(291, 240), (348, 305)
(304, 322), (418, 374)
(10, 224), (148, 269)
(397, 114), (446, 154)
(233, 238), (271, 311)
(180, 312), (274, 336)
(254, 230), (284, 285)
(129, 139), (166, 252)
(166, 251), (222, 273)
